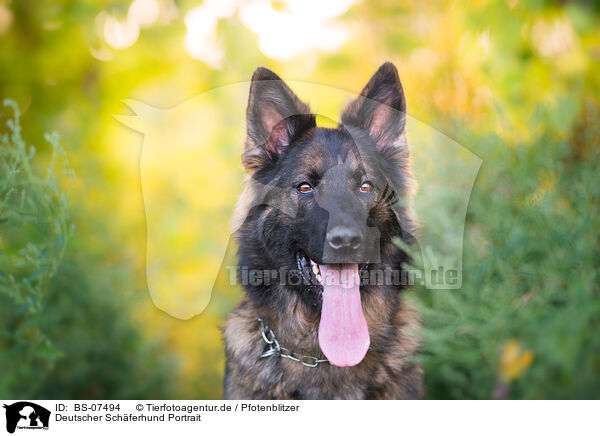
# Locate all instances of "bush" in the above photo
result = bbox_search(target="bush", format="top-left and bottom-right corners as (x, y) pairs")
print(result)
(0, 100), (71, 397)
(0, 101), (176, 399)
(412, 103), (600, 399)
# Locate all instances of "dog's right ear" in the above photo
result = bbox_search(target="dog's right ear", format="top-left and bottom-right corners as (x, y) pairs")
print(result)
(243, 67), (315, 172)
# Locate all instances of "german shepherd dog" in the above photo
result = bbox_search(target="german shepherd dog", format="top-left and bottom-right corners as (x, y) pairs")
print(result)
(223, 63), (423, 399)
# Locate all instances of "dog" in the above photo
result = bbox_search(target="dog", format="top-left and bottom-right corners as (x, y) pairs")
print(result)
(222, 62), (423, 399)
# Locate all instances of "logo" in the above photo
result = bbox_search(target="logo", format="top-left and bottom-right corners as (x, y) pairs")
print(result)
(3, 402), (50, 434)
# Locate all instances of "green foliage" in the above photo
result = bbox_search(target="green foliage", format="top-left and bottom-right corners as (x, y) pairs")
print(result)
(410, 103), (600, 399)
(0, 102), (175, 398)
(0, 100), (71, 396)
(35, 244), (176, 399)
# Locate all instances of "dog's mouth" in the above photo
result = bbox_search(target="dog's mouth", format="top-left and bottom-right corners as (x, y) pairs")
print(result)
(296, 251), (323, 290)
(295, 251), (370, 367)
(296, 251), (369, 288)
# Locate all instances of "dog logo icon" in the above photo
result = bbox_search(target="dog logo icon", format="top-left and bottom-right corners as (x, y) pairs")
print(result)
(3, 402), (50, 434)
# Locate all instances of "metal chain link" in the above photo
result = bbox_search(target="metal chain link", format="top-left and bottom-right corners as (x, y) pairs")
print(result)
(258, 318), (329, 368)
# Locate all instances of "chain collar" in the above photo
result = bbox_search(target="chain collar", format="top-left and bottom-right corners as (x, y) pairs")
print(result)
(257, 318), (329, 368)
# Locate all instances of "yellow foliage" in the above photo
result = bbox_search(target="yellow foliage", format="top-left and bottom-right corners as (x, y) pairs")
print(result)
(499, 340), (535, 382)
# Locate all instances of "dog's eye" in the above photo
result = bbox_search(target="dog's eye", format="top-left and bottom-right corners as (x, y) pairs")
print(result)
(360, 181), (374, 192)
(297, 182), (313, 193)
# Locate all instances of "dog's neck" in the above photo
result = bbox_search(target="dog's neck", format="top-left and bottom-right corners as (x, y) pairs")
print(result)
(253, 287), (323, 356)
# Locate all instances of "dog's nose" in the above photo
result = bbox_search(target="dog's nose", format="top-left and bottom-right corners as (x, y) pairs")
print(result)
(327, 226), (362, 251)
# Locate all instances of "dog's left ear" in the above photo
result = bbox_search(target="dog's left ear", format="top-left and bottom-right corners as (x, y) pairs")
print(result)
(341, 62), (407, 155)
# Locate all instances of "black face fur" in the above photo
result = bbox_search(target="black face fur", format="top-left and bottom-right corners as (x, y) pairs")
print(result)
(236, 62), (416, 311)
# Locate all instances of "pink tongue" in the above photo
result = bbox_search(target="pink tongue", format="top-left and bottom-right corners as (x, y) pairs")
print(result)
(318, 264), (370, 367)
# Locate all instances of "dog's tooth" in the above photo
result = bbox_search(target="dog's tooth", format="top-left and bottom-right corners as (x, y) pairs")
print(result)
(312, 264), (319, 276)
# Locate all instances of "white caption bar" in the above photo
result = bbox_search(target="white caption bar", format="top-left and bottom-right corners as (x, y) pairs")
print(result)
(0, 400), (597, 436)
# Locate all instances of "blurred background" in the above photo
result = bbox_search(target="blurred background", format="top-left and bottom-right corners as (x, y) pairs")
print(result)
(0, 0), (599, 399)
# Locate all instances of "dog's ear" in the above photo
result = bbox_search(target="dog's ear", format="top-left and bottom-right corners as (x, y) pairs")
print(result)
(243, 67), (315, 172)
(341, 62), (407, 155)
